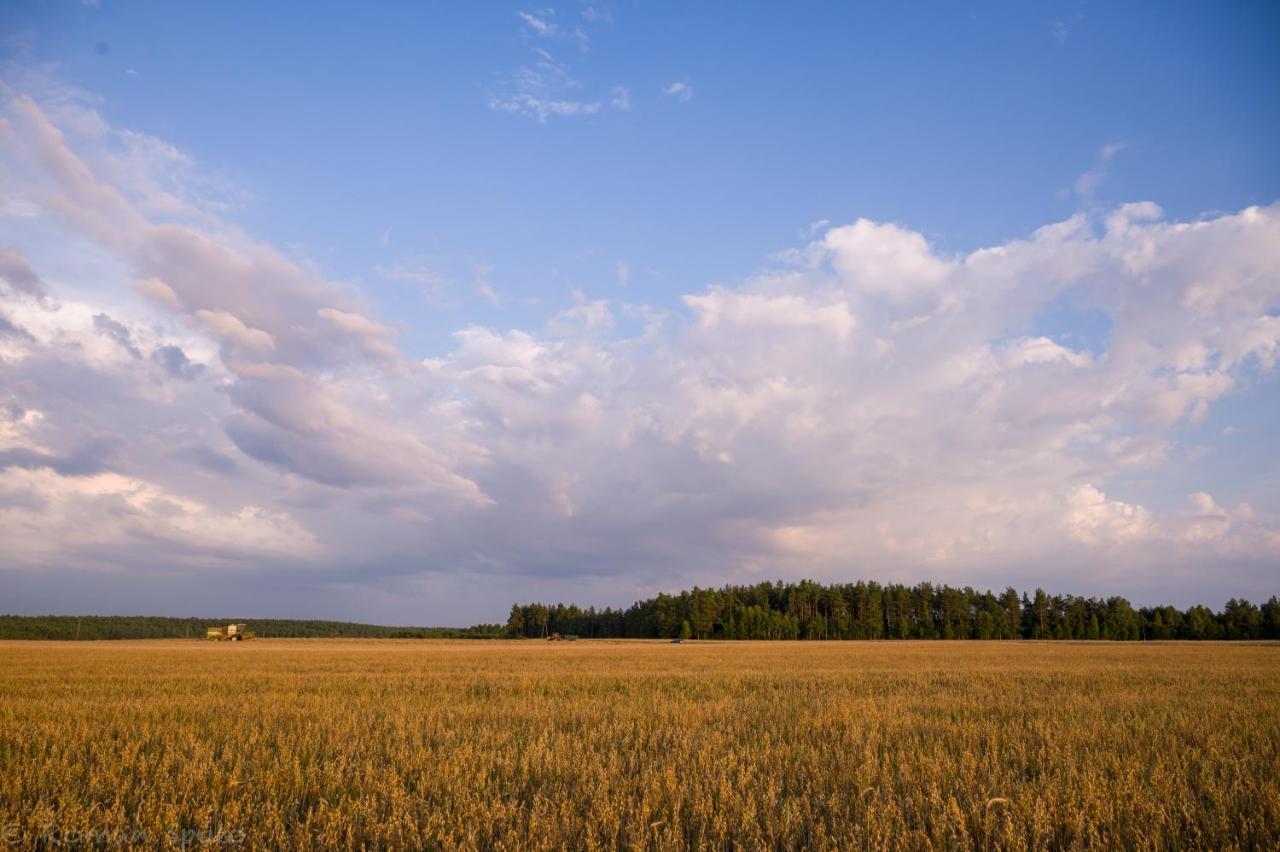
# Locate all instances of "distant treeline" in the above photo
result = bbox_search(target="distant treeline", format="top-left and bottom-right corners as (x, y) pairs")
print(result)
(507, 581), (1280, 641)
(0, 616), (504, 641)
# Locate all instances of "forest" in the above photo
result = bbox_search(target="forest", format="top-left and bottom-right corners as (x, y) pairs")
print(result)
(0, 616), (503, 641)
(506, 580), (1280, 641)
(5, 581), (1277, 641)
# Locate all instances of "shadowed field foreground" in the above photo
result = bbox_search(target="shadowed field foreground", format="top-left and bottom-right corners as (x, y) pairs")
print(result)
(1, 641), (1277, 850)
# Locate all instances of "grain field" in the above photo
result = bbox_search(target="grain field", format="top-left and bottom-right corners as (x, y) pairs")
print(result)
(1, 640), (1277, 850)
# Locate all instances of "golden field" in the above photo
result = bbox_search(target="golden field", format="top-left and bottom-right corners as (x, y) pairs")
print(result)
(1, 640), (1277, 850)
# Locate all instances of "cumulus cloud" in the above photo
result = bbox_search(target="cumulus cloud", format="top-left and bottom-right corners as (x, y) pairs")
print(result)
(92, 312), (141, 358)
(221, 361), (485, 497)
(1064, 484), (1153, 545)
(133, 276), (181, 308)
(0, 437), (118, 478)
(192, 308), (276, 354)
(316, 308), (394, 338)
(0, 247), (47, 299)
(149, 344), (201, 380)
(2, 75), (1279, 619)
(823, 219), (950, 297)
(0, 467), (320, 568)
(0, 311), (34, 341)
(684, 289), (855, 341)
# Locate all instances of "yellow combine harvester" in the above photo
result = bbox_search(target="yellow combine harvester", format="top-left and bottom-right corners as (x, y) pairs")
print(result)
(205, 623), (255, 641)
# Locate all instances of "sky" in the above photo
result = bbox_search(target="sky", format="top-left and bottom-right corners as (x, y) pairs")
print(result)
(0, 1), (1277, 624)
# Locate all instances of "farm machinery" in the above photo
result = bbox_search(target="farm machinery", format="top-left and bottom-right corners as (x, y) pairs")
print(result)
(205, 623), (255, 641)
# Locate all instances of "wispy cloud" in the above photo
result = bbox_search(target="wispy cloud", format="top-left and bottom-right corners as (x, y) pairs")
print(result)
(518, 9), (558, 36)
(472, 264), (503, 305)
(1074, 141), (1126, 200)
(489, 50), (597, 121)
(518, 8), (590, 51)
(662, 81), (694, 103)
(376, 260), (447, 288)
(1052, 11), (1084, 45)
(376, 261), (452, 306)
(490, 9), (628, 122)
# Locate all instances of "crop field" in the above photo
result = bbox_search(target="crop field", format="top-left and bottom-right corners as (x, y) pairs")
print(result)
(1, 641), (1277, 850)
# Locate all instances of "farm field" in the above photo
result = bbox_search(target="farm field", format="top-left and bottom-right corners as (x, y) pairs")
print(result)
(1, 641), (1277, 850)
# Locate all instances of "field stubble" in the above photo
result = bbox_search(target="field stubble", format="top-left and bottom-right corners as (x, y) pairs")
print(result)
(0, 640), (1277, 850)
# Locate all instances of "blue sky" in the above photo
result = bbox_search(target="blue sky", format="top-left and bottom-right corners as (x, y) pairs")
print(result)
(13, 0), (1279, 348)
(0, 2), (1277, 622)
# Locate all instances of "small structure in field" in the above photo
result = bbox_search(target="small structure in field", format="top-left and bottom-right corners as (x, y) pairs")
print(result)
(545, 633), (578, 641)
(206, 623), (254, 641)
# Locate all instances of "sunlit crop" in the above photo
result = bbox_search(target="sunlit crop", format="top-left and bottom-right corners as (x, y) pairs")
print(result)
(1, 640), (1276, 849)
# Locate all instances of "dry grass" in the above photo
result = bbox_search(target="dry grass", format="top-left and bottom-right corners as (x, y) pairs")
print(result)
(1, 640), (1277, 850)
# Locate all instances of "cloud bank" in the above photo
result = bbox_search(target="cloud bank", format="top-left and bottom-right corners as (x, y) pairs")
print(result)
(1, 79), (1278, 621)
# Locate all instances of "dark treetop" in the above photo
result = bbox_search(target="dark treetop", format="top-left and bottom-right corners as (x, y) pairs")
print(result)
(507, 581), (1280, 641)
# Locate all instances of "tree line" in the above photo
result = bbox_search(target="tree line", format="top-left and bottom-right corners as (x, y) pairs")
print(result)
(506, 580), (1280, 641)
(0, 615), (504, 641)
(7, 582), (1277, 642)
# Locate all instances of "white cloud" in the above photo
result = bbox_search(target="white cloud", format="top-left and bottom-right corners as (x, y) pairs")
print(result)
(1064, 484), (1153, 545)
(685, 288), (855, 341)
(547, 298), (614, 338)
(192, 309), (276, 354)
(1179, 491), (1231, 543)
(0, 467), (320, 566)
(317, 308), (398, 360)
(317, 307), (394, 339)
(133, 276), (181, 309)
(823, 218), (951, 297)
(4, 76), (1280, 617)
(662, 81), (694, 103)
(1000, 336), (1091, 369)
